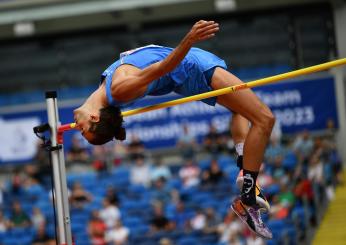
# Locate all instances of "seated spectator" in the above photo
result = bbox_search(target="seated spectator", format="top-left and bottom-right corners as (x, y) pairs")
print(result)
(24, 164), (41, 185)
(203, 124), (224, 156)
(203, 207), (221, 234)
(217, 211), (243, 244)
(9, 201), (31, 228)
(257, 165), (274, 189)
(105, 186), (120, 206)
(66, 134), (89, 164)
(294, 174), (317, 226)
(190, 209), (206, 231)
(150, 157), (172, 182)
(33, 141), (51, 185)
(308, 153), (324, 185)
(0, 210), (9, 232)
(269, 198), (290, 220)
(159, 238), (173, 245)
(92, 145), (109, 175)
(292, 130), (314, 163)
(246, 232), (265, 245)
(179, 159), (200, 188)
(150, 203), (173, 233)
(151, 177), (171, 205)
(176, 124), (198, 160)
(112, 141), (128, 166)
(105, 220), (130, 245)
(70, 182), (93, 209)
(10, 169), (24, 195)
(99, 198), (121, 230)
(265, 136), (286, 166)
(32, 224), (52, 245)
(130, 155), (151, 187)
(202, 159), (224, 185)
(88, 210), (107, 245)
(127, 135), (145, 161)
(31, 207), (46, 230)
(172, 201), (192, 230)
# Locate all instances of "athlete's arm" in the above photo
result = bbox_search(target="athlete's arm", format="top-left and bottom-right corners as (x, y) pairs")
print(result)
(111, 20), (219, 102)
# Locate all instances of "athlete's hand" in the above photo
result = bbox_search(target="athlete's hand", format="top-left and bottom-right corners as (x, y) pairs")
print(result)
(187, 20), (219, 43)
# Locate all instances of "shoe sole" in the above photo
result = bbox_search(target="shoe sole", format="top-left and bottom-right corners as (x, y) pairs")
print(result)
(231, 202), (272, 240)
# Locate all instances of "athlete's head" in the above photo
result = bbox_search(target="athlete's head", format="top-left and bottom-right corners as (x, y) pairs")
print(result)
(73, 106), (126, 145)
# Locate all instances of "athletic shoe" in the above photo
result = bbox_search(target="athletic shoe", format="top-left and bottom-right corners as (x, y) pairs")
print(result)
(231, 196), (273, 239)
(236, 169), (271, 212)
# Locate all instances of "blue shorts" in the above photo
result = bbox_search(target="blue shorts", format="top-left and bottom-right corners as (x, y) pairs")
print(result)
(146, 47), (228, 106)
(102, 46), (227, 107)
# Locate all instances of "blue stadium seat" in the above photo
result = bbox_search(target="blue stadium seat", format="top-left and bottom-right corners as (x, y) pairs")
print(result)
(282, 151), (297, 171)
(177, 237), (199, 245)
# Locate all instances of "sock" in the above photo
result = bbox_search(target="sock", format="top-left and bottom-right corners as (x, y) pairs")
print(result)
(235, 143), (244, 169)
(241, 169), (258, 206)
(235, 142), (244, 156)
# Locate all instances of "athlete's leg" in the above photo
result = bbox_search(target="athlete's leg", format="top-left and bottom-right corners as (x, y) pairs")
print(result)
(211, 67), (274, 174)
(211, 67), (274, 239)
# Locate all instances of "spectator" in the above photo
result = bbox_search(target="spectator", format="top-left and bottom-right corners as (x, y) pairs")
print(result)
(176, 124), (198, 160)
(66, 133), (89, 164)
(218, 211), (243, 244)
(246, 232), (265, 245)
(257, 165), (274, 189)
(150, 157), (172, 182)
(88, 210), (107, 245)
(0, 210), (9, 232)
(105, 220), (130, 245)
(265, 136), (286, 166)
(308, 154), (324, 184)
(159, 238), (173, 245)
(105, 186), (120, 206)
(127, 135), (145, 160)
(31, 207), (46, 230)
(99, 198), (121, 230)
(32, 224), (52, 245)
(92, 145), (109, 175)
(292, 130), (314, 163)
(202, 159), (224, 185)
(70, 182), (93, 209)
(190, 209), (206, 231)
(32, 143), (52, 186)
(179, 159), (200, 188)
(130, 155), (151, 187)
(203, 124), (224, 156)
(151, 177), (171, 205)
(204, 207), (221, 234)
(112, 141), (128, 166)
(10, 169), (24, 195)
(9, 201), (31, 228)
(150, 203), (173, 233)
(172, 201), (192, 230)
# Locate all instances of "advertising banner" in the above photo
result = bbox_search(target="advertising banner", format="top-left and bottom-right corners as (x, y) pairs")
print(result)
(0, 76), (338, 164)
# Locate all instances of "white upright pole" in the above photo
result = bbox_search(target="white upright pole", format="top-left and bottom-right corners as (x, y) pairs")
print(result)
(45, 91), (73, 245)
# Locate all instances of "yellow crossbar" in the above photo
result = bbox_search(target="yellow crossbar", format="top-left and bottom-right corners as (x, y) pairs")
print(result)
(68, 58), (346, 129)
(121, 58), (346, 117)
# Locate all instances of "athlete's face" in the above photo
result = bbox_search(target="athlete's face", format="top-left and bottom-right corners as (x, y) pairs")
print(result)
(73, 108), (97, 142)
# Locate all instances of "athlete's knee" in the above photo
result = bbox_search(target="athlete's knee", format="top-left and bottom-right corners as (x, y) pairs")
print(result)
(254, 104), (275, 135)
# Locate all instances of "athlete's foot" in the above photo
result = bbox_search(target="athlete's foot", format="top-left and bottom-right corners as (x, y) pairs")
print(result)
(236, 169), (270, 212)
(231, 196), (272, 239)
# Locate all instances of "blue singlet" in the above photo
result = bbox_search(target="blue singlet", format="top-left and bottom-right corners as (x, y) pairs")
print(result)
(100, 45), (227, 107)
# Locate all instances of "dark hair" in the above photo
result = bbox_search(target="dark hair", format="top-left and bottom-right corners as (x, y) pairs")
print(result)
(88, 106), (126, 145)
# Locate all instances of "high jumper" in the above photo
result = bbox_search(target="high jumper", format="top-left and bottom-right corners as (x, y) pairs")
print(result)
(73, 20), (274, 238)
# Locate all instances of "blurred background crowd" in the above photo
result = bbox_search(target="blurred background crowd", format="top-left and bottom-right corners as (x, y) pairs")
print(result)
(0, 123), (343, 245)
